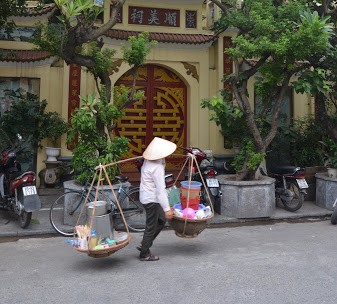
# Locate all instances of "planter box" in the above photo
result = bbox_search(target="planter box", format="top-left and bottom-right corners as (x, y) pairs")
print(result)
(304, 166), (327, 201)
(315, 173), (337, 210)
(218, 175), (275, 218)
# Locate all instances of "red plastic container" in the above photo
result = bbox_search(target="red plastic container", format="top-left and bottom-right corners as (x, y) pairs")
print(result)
(180, 181), (201, 210)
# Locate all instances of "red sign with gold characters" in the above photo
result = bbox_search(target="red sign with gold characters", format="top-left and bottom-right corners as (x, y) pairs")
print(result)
(223, 37), (233, 90)
(128, 6), (180, 27)
(67, 64), (81, 149)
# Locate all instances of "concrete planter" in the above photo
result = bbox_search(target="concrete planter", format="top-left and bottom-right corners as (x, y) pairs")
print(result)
(315, 173), (337, 210)
(218, 175), (275, 218)
(304, 166), (327, 201)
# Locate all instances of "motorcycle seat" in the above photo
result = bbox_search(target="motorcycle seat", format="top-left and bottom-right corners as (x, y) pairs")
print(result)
(269, 166), (302, 175)
(12, 171), (36, 181)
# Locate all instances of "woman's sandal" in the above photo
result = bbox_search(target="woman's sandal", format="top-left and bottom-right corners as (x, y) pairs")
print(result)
(139, 254), (160, 261)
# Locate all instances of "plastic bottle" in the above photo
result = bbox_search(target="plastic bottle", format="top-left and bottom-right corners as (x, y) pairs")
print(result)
(66, 239), (78, 247)
(89, 230), (98, 250)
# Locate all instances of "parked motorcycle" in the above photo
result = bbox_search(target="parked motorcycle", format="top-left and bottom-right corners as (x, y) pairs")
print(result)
(0, 130), (41, 228)
(180, 146), (222, 214)
(260, 158), (308, 212)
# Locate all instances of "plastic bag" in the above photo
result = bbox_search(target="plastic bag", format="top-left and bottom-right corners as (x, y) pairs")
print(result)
(167, 186), (180, 206)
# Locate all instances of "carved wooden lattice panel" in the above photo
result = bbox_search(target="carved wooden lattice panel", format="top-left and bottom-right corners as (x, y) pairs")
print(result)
(115, 65), (187, 176)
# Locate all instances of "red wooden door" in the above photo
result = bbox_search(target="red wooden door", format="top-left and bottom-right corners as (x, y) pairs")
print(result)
(115, 64), (187, 178)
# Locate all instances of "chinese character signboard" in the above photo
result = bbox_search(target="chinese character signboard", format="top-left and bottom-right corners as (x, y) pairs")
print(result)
(67, 64), (81, 150)
(185, 10), (197, 29)
(128, 6), (180, 27)
(223, 37), (233, 91)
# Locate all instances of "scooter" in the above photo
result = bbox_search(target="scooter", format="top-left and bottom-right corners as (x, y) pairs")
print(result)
(0, 130), (41, 228)
(180, 147), (222, 214)
(260, 158), (308, 212)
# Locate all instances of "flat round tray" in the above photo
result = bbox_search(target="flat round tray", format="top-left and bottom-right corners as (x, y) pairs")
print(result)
(74, 235), (131, 258)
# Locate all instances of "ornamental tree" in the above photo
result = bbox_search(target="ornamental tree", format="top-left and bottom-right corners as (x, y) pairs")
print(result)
(204, 0), (333, 180)
(32, 0), (156, 183)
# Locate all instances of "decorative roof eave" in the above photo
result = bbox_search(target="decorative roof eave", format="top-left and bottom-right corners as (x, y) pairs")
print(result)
(0, 49), (52, 62)
(11, 3), (57, 17)
(0, 28), (221, 62)
(105, 29), (218, 45)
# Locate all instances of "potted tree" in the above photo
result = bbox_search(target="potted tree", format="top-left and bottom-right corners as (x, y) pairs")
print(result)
(40, 111), (68, 161)
(315, 138), (337, 210)
(202, 96), (275, 218)
(201, 1), (332, 218)
(320, 139), (337, 178)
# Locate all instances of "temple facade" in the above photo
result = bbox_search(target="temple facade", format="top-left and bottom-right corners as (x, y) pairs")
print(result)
(0, 0), (314, 184)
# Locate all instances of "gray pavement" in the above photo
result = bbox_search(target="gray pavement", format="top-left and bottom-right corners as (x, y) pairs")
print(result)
(0, 187), (333, 238)
(1, 221), (337, 304)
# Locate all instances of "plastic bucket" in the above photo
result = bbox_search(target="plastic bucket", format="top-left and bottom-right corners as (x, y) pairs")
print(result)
(87, 210), (114, 240)
(180, 181), (202, 210)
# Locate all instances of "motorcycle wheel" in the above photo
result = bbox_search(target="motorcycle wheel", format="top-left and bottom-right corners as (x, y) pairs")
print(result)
(17, 189), (32, 228)
(200, 187), (215, 208)
(281, 181), (304, 212)
(331, 206), (337, 225)
(19, 211), (32, 228)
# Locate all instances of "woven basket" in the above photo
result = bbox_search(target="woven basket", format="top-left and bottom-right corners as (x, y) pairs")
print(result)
(169, 215), (211, 238)
(74, 235), (131, 258)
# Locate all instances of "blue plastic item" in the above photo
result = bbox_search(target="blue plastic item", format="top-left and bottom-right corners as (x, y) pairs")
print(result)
(173, 203), (182, 211)
(66, 239), (78, 247)
(173, 203), (206, 211)
(198, 204), (206, 210)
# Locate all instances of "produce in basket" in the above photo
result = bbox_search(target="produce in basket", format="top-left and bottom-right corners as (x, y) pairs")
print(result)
(173, 203), (211, 220)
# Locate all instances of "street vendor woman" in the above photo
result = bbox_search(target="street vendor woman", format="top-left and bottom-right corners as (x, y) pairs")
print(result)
(138, 137), (176, 261)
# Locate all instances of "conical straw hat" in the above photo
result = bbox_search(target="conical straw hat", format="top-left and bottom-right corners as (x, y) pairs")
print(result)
(143, 137), (177, 160)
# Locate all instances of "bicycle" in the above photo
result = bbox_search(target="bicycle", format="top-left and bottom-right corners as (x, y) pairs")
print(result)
(49, 175), (145, 236)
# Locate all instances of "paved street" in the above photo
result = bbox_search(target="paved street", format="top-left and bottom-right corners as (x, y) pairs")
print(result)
(1, 220), (337, 304)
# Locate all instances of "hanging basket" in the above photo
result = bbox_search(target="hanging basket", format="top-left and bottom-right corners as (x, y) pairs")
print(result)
(70, 158), (143, 259)
(168, 153), (215, 238)
(74, 234), (131, 258)
(169, 215), (212, 238)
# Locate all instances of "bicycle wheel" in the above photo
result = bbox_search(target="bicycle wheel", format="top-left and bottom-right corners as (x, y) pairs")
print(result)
(49, 191), (88, 236)
(281, 181), (304, 212)
(119, 187), (145, 232)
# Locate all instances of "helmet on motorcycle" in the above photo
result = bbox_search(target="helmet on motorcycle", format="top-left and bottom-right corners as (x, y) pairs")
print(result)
(143, 137), (177, 160)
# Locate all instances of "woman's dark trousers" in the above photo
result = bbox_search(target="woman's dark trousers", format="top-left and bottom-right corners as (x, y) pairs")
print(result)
(140, 203), (166, 258)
